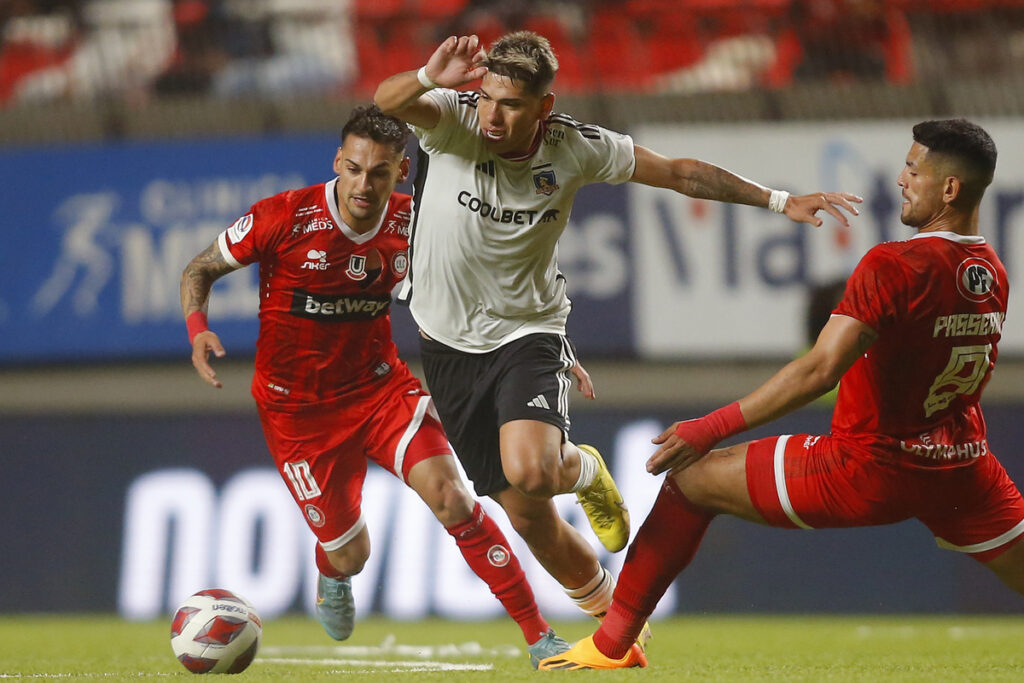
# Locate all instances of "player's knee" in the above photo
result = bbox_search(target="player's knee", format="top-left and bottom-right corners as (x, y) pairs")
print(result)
(506, 465), (557, 498)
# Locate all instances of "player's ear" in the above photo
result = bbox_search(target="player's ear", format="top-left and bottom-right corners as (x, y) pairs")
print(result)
(332, 147), (344, 175)
(398, 156), (411, 183)
(943, 175), (961, 205)
(540, 92), (555, 119)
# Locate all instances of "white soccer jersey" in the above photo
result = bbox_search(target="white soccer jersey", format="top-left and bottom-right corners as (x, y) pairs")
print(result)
(406, 88), (636, 353)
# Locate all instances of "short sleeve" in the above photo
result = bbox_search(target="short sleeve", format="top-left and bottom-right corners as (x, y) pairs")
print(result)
(572, 125), (635, 185)
(217, 194), (284, 268)
(408, 89), (476, 155)
(833, 245), (907, 332)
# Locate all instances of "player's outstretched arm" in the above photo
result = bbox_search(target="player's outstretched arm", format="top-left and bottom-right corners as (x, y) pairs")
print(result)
(647, 315), (876, 476)
(374, 34), (487, 129)
(630, 145), (862, 227)
(180, 240), (238, 388)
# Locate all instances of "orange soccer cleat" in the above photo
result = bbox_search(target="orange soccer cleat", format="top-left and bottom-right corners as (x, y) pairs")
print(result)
(537, 635), (648, 670)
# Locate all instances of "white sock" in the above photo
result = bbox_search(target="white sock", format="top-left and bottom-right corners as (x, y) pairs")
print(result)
(571, 445), (598, 493)
(564, 566), (615, 618)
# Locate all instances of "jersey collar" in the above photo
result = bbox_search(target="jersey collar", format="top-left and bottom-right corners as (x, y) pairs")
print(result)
(909, 230), (986, 245)
(325, 177), (386, 245)
(497, 122), (545, 163)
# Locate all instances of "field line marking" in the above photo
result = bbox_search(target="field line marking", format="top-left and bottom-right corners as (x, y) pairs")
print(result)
(257, 657), (492, 672)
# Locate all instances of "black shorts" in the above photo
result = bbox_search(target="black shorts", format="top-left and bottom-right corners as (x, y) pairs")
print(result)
(419, 332), (578, 497)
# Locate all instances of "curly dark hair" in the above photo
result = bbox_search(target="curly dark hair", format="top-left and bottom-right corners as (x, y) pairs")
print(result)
(341, 105), (410, 154)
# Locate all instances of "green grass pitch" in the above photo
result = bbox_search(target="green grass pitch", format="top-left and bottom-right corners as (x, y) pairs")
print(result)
(2, 615), (1024, 680)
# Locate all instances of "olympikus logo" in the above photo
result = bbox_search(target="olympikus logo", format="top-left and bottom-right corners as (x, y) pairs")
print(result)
(290, 289), (391, 322)
(527, 394), (550, 409)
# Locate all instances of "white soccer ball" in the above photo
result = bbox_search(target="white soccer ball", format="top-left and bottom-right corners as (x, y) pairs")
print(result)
(170, 589), (263, 674)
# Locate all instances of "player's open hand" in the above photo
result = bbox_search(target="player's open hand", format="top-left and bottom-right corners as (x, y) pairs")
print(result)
(191, 330), (226, 388)
(785, 192), (862, 227)
(570, 360), (596, 400)
(648, 421), (703, 475)
(424, 35), (488, 88)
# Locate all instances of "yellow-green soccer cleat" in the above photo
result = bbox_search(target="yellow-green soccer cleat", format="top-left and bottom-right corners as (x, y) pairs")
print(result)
(538, 636), (648, 670)
(575, 444), (630, 552)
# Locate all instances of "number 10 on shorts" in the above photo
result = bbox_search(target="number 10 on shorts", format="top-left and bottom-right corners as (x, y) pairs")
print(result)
(283, 460), (322, 501)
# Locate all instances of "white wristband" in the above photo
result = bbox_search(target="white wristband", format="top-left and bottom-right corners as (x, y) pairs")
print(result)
(416, 66), (438, 90)
(768, 189), (790, 214)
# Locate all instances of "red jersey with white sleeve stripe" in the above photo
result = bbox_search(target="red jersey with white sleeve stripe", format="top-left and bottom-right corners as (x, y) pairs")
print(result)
(217, 179), (413, 409)
(831, 231), (1008, 465)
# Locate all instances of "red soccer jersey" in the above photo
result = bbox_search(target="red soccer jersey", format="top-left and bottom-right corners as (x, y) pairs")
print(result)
(831, 232), (1008, 464)
(217, 179), (413, 409)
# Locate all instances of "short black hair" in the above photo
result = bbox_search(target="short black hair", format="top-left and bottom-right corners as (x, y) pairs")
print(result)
(341, 105), (410, 155)
(912, 119), (997, 201)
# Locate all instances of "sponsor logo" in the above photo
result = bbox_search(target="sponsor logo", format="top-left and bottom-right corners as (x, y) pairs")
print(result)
(292, 217), (333, 235)
(526, 394), (550, 409)
(392, 251), (408, 276)
(534, 169), (559, 196)
(538, 209), (560, 223)
(457, 191), (539, 225)
(487, 544), (511, 568)
(900, 438), (988, 461)
(302, 249), (329, 270)
(227, 214), (254, 244)
(543, 126), (564, 147)
(475, 160), (495, 177)
(384, 218), (410, 237)
(212, 604), (248, 614)
(290, 289), (391, 321)
(304, 504), (326, 528)
(956, 257), (997, 303)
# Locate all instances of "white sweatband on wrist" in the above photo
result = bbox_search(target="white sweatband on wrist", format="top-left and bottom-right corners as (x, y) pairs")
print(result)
(768, 189), (790, 213)
(416, 66), (438, 90)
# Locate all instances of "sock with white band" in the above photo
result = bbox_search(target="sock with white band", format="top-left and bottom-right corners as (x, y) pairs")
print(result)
(570, 444), (598, 493)
(564, 566), (616, 618)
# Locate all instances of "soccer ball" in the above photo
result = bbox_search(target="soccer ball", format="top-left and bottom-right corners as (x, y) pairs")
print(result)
(170, 589), (262, 674)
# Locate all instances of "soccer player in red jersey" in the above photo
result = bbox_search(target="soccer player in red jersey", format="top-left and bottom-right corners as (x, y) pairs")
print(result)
(540, 120), (1024, 670)
(180, 105), (571, 667)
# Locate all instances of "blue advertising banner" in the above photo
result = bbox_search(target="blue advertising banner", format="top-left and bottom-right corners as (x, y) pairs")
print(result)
(4, 406), (1024, 617)
(0, 136), (634, 363)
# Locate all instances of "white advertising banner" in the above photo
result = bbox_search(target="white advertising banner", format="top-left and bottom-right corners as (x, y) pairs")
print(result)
(630, 119), (1024, 357)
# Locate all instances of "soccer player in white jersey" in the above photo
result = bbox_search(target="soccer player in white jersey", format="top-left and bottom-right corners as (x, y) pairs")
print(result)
(374, 32), (861, 630)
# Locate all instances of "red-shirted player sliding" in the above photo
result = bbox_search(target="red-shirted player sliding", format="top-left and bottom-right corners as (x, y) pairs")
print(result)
(539, 121), (1024, 670)
(180, 105), (571, 668)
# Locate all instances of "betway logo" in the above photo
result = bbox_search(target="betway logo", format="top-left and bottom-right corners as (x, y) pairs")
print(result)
(290, 289), (391, 322)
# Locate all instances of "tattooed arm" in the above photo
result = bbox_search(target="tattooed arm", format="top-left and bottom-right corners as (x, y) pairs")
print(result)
(180, 240), (239, 387)
(629, 144), (861, 227)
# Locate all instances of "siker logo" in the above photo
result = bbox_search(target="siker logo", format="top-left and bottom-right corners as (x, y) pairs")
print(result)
(291, 289), (391, 321)
(956, 257), (997, 303)
(302, 249), (329, 270)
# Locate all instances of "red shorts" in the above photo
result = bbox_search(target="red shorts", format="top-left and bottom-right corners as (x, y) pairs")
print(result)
(257, 369), (451, 551)
(746, 434), (1024, 563)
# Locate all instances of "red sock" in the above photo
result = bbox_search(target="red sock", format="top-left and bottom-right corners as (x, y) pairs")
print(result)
(446, 503), (550, 645)
(315, 544), (347, 579)
(593, 478), (715, 659)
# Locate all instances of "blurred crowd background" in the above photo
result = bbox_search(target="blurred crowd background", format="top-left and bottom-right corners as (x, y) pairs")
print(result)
(2, 1), (1023, 112)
